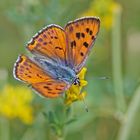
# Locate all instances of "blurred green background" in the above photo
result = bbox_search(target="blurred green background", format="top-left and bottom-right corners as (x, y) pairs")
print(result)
(0, 0), (140, 140)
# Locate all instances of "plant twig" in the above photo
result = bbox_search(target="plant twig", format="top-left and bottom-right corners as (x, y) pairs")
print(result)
(112, 5), (126, 113)
(0, 117), (10, 140)
(117, 85), (140, 140)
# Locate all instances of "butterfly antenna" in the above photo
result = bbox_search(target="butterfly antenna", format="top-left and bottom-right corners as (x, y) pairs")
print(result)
(97, 76), (110, 80)
(81, 94), (88, 112)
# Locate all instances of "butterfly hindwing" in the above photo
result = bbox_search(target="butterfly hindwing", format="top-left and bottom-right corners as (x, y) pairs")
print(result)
(26, 25), (67, 64)
(13, 54), (68, 98)
(32, 81), (68, 98)
(65, 17), (100, 73)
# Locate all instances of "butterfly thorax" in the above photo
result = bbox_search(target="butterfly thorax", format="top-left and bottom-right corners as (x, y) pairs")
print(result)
(34, 57), (77, 85)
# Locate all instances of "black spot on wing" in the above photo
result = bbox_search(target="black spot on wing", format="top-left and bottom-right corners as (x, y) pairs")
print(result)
(89, 30), (93, 35)
(43, 34), (47, 38)
(43, 86), (49, 89)
(55, 46), (63, 50)
(76, 32), (80, 39)
(54, 36), (58, 39)
(86, 28), (93, 36)
(71, 40), (76, 48)
(55, 88), (62, 91)
(47, 91), (57, 95)
(91, 36), (94, 40)
(38, 38), (43, 42)
(86, 28), (89, 33)
(49, 41), (52, 44)
(43, 85), (52, 90)
(83, 42), (89, 48)
(81, 33), (85, 38)
(36, 74), (43, 79)
(25, 73), (31, 78)
(43, 42), (47, 45)
(47, 83), (52, 85)
(80, 52), (84, 56)
(76, 32), (85, 38)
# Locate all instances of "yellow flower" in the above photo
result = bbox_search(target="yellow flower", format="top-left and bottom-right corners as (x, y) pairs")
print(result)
(0, 85), (34, 124)
(81, 0), (121, 30)
(64, 67), (88, 105)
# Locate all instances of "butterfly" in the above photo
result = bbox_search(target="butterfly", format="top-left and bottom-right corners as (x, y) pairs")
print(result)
(13, 17), (100, 98)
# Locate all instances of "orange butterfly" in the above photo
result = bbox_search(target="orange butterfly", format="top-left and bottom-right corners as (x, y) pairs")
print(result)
(13, 17), (100, 98)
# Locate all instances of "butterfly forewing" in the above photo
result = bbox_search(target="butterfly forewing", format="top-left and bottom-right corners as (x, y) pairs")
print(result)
(65, 17), (100, 73)
(27, 25), (67, 64)
(13, 55), (52, 83)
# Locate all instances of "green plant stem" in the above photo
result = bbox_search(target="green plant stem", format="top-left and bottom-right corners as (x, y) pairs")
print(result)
(57, 136), (64, 140)
(112, 6), (126, 113)
(0, 117), (10, 140)
(117, 85), (140, 140)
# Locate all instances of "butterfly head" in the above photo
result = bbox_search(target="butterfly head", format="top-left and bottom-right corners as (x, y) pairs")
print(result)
(73, 77), (80, 86)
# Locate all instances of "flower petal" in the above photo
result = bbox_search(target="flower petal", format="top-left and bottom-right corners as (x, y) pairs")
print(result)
(64, 67), (88, 105)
